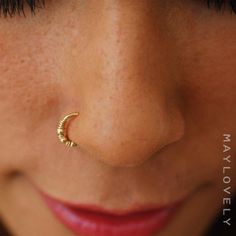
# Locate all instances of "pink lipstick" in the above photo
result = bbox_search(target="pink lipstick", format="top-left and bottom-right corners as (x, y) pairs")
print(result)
(40, 193), (182, 236)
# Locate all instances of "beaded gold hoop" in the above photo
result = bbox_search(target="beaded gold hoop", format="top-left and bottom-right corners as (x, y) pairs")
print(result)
(57, 112), (79, 147)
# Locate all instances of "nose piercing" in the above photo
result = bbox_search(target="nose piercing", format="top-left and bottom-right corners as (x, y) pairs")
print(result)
(57, 112), (79, 147)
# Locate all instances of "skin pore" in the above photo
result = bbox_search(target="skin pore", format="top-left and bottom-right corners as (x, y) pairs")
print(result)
(0, 0), (236, 235)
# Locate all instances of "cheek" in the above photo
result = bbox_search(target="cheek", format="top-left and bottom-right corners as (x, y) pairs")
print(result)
(179, 26), (236, 122)
(171, 3), (236, 108)
(0, 14), (86, 174)
(0, 29), (62, 124)
(162, 3), (236, 132)
(172, 21), (236, 180)
(0, 33), (61, 173)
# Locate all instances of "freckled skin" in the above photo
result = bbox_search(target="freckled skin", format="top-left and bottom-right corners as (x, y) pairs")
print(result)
(0, 1), (235, 236)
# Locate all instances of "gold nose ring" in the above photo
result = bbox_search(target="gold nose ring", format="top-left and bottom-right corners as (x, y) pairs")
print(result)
(57, 112), (79, 147)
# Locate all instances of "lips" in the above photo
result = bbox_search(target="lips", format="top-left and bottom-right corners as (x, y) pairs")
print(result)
(40, 192), (183, 236)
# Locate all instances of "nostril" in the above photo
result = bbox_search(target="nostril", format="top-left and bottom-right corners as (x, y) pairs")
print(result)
(168, 110), (185, 145)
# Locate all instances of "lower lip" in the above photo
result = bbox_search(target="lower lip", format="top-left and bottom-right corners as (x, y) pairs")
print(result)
(41, 193), (182, 236)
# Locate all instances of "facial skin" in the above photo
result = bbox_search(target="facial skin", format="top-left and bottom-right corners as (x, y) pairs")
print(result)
(0, 0), (236, 235)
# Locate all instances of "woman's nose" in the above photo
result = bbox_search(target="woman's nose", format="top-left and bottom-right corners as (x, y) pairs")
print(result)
(63, 2), (185, 167)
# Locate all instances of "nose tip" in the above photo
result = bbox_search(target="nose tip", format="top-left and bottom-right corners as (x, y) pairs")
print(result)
(69, 100), (184, 167)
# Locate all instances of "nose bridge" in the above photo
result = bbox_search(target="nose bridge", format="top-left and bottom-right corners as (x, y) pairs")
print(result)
(98, 1), (158, 79)
(66, 3), (184, 167)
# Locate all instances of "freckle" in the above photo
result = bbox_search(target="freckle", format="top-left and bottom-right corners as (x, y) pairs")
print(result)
(120, 141), (126, 146)
(93, 123), (98, 129)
